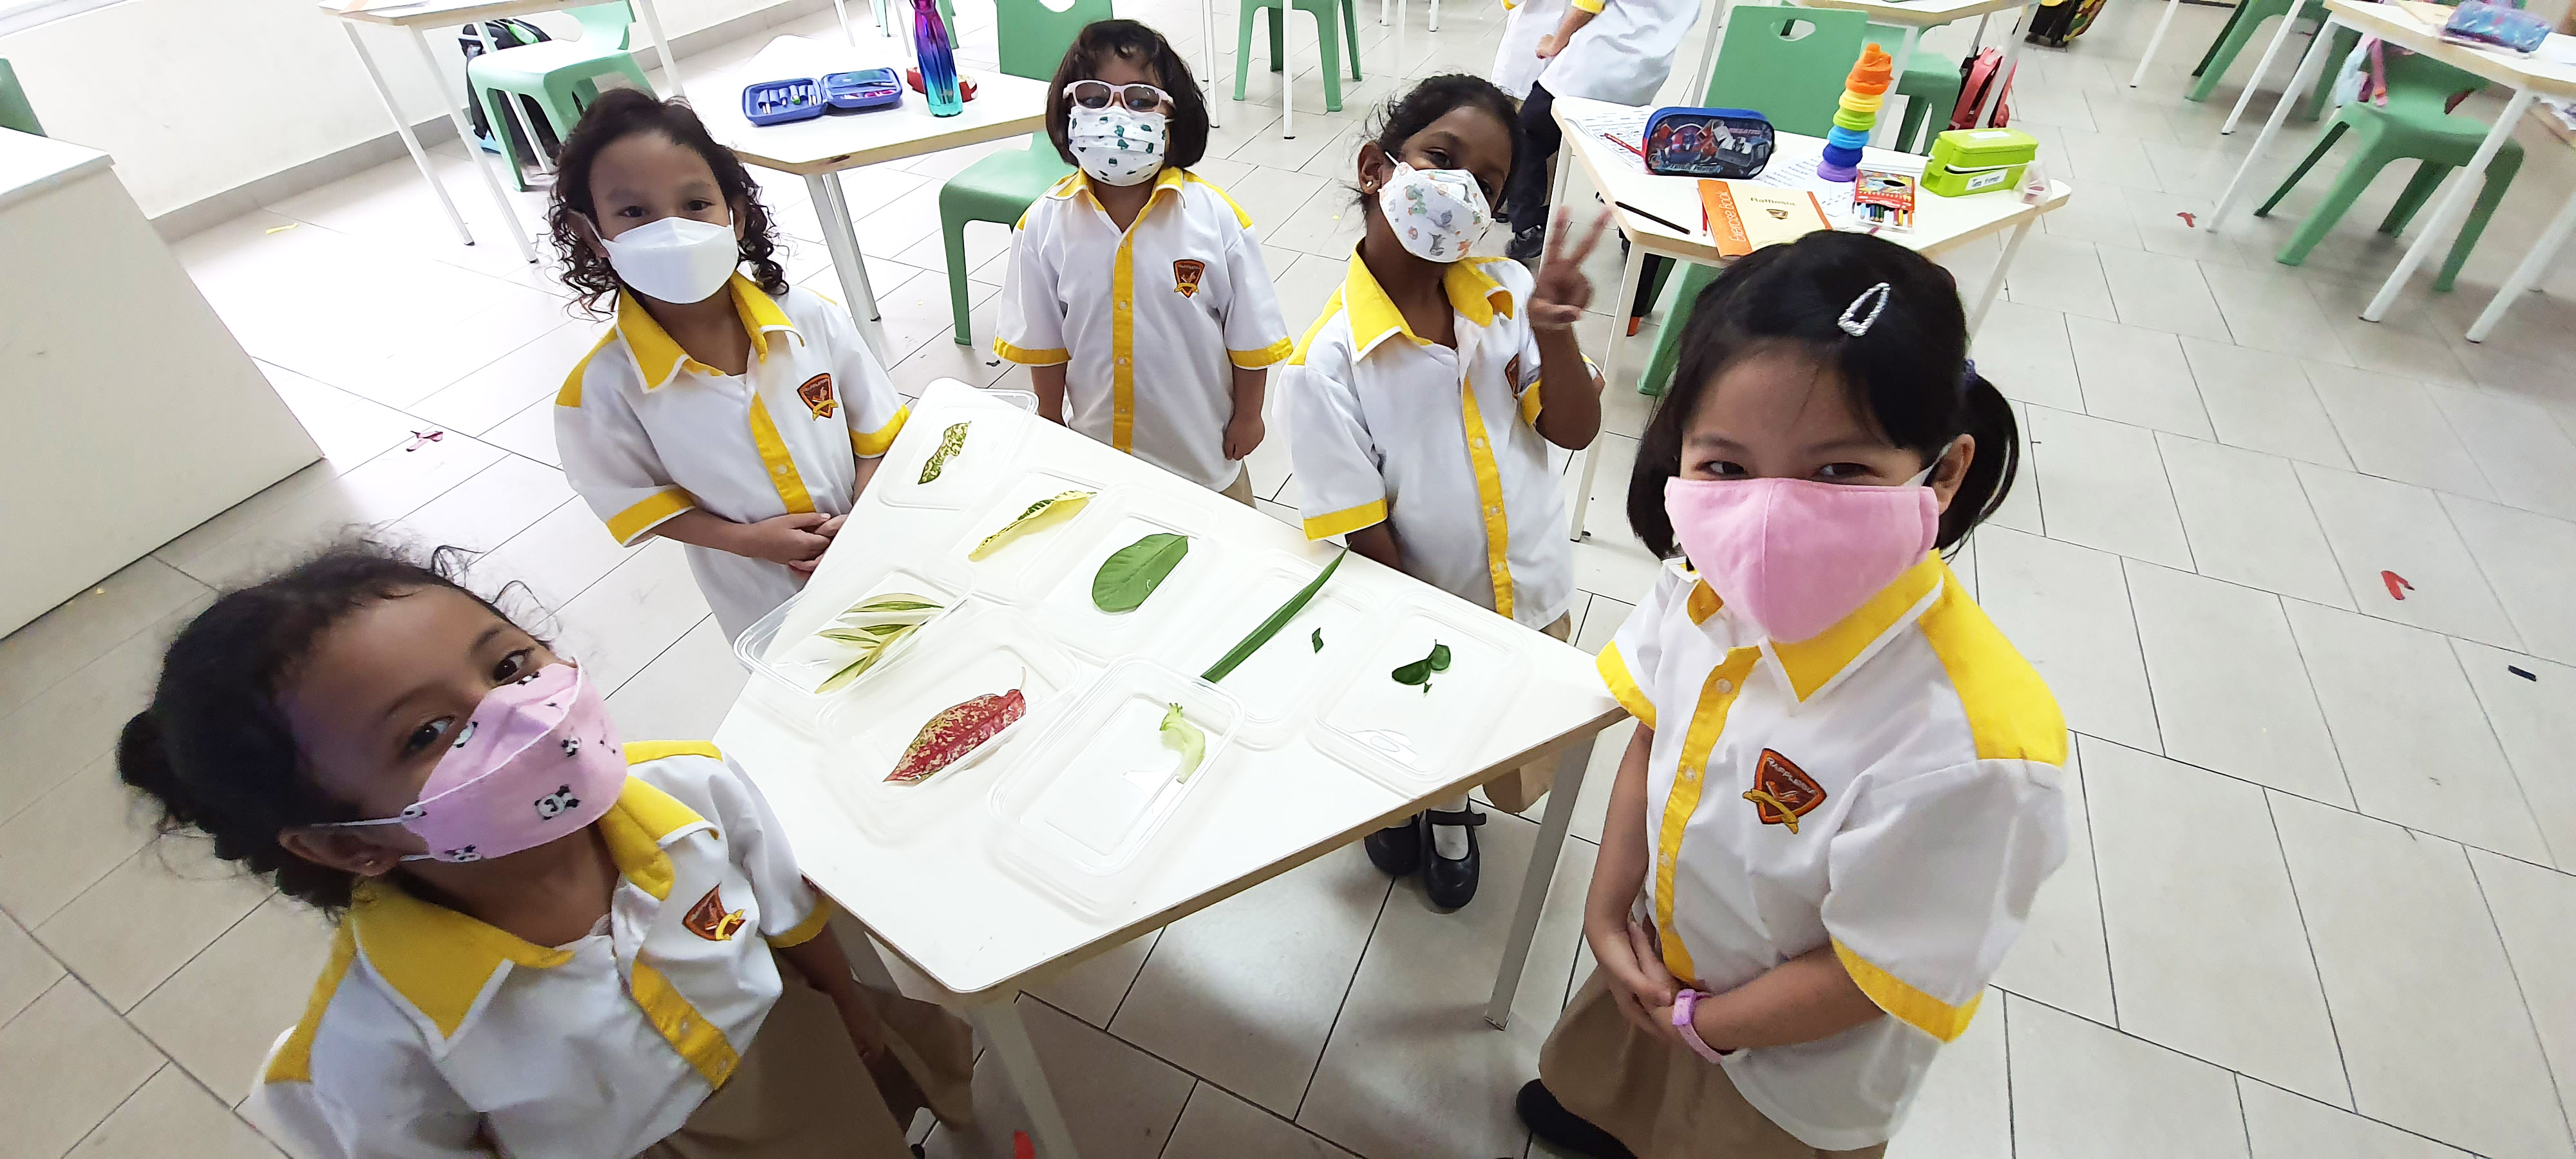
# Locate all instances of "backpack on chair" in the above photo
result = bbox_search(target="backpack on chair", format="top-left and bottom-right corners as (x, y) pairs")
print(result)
(457, 19), (562, 164)
(1949, 47), (2016, 129)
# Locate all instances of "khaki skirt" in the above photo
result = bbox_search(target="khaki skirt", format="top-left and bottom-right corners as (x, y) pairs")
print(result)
(1538, 971), (1886, 1159)
(637, 956), (976, 1159)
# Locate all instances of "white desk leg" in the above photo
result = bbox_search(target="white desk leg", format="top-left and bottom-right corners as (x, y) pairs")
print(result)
(408, 29), (537, 263)
(972, 997), (1083, 1159)
(1971, 219), (2032, 335)
(1486, 733), (1599, 1030)
(1976, 0), (2034, 127)
(341, 24), (473, 247)
(1382, 0), (1392, 27)
(2208, 16), (2343, 236)
(633, 0), (685, 95)
(2467, 186), (2576, 343)
(2365, 88), (2535, 321)
(832, 0), (857, 46)
(2127, 0), (2184, 88)
(1692, 0), (1725, 108)
(810, 173), (885, 330)
(1202, 0), (1222, 127)
(2219, 6), (2306, 135)
(1430, 0), (1441, 30)
(880, 0), (897, 37)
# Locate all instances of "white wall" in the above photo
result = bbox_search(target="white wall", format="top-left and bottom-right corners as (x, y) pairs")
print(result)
(0, 0), (784, 220)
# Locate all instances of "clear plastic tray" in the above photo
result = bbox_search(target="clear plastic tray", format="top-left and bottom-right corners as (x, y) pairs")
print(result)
(1305, 597), (1534, 796)
(1030, 498), (1240, 664)
(987, 657), (1244, 918)
(949, 471), (1120, 603)
(1170, 551), (1374, 748)
(813, 604), (1086, 844)
(732, 568), (971, 704)
(876, 391), (1038, 512)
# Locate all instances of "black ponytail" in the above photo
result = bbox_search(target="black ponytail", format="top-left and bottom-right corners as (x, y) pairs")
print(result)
(1944, 366), (2018, 549)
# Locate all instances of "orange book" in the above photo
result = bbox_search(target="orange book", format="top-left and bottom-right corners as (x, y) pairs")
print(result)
(1700, 180), (1832, 258)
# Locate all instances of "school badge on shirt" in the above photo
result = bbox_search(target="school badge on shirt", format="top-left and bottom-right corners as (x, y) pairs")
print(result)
(682, 885), (748, 941)
(1743, 749), (1825, 833)
(797, 373), (837, 419)
(1172, 259), (1206, 299)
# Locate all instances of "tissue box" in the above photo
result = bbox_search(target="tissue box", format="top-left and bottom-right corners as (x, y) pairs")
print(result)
(1924, 127), (2039, 197)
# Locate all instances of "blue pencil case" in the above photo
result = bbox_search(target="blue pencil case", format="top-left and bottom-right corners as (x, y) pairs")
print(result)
(2440, 0), (2550, 55)
(1643, 107), (1776, 180)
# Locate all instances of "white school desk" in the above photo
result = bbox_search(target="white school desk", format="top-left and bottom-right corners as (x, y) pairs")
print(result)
(321, 0), (690, 264)
(1783, 0), (2038, 146)
(1549, 95), (2073, 542)
(687, 34), (1049, 341)
(2207, 0), (2576, 341)
(712, 380), (1625, 1159)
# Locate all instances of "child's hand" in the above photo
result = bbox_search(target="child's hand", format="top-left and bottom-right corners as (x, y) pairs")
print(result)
(1536, 33), (1562, 57)
(1530, 209), (1611, 332)
(786, 514), (849, 574)
(1223, 409), (1266, 462)
(735, 513), (833, 567)
(1587, 914), (1680, 1039)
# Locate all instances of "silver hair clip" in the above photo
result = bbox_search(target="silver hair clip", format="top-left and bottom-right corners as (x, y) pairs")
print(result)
(1837, 282), (1892, 337)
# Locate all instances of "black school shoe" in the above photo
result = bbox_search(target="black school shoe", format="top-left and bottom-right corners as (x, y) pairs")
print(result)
(1364, 813), (1425, 876)
(1517, 1080), (1637, 1159)
(1507, 223), (1548, 263)
(1423, 806), (1487, 910)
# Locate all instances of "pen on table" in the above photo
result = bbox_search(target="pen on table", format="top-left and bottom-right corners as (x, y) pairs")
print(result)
(1615, 200), (1698, 236)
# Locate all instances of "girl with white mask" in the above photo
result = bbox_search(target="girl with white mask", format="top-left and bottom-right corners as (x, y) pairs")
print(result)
(1285, 75), (1610, 910)
(994, 19), (1294, 504)
(548, 90), (911, 642)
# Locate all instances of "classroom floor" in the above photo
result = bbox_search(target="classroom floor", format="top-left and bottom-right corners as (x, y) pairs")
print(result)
(5, 0), (2576, 1154)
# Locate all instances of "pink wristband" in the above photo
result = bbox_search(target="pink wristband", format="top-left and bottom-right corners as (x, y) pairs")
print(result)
(1671, 989), (1731, 1062)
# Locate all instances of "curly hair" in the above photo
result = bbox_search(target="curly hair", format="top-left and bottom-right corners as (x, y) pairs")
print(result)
(545, 87), (789, 316)
(115, 540), (542, 913)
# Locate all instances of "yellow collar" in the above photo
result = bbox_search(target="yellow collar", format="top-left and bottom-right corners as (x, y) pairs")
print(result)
(1338, 250), (1517, 359)
(1764, 553), (1951, 701)
(616, 274), (801, 390)
(1046, 166), (1189, 215)
(346, 773), (708, 1038)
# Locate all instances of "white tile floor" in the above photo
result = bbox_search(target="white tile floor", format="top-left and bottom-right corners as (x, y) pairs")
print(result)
(4, 0), (2576, 1154)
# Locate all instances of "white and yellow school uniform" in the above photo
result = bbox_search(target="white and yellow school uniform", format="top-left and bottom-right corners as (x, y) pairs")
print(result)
(555, 277), (908, 642)
(992, 167), (1294, 492)
(1545, 554), (2067, 1154)
(1538, 0), (1699, 105)
(1493, 0), (1566, 98)
(1286, 253), (1573, 630)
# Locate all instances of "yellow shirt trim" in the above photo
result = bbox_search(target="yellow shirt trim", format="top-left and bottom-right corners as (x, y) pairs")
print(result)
(850, 403), (910, 458)
(1457, 375), (1516, 619)
(747, 394), (817, 516)
(263, 925), (357, 1084)
(993, 338), (1071, 366)
(616, 275), (802, 391)
(1833, 939), (1985, 1042)
(1519, 382), (1543, 426)
(348, 879), (576, 1039)
(1303, 498), (1388, 541)
(1769, 554), (1946, 701)
(1596, 643), (1655, 730)
(606, 487), (696, 545)
(1289, 287), (1347, 366)
(1336, 251), (1518, 357)
(1654, 649), (1760, 984)
(624, 740), (722, 764)
(767, 894), (834, 947)
(1573, 0), (1604, 12)
(598, 772), (710, 901)
(556, 327), (619, 408)
(1917, 572), (2069, 766)
(630, 959), (742, 1089)
(1685, 578), (1723, 625)
(1231, 336), (1296, 369)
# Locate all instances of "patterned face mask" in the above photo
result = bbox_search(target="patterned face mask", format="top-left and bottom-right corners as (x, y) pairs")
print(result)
(1376, 160), (1492, 263)
(1067, 105), (1168, 187)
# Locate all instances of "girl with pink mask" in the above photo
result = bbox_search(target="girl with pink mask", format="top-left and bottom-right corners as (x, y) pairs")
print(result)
(117, 542), (974, 1159)
(1515, 232), (2067, 1159)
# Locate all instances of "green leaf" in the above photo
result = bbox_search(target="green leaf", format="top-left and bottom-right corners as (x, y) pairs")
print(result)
(1429, 643), (1451, 672)
(1311, 628), (1324, 652)
(1092, 533), (1189, 612)
(1201, 550), (1347, 684)
(1162, 702), (1208, 782)
(1391, 642), (1451, 690)
(918, 421), (971, 484)
(969, 490), (1094, 560)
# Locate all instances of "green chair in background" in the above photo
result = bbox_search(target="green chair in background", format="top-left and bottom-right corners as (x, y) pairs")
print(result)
(2187, 0), (2347, 121)
(1633, 5), (1867, 395)
(1864, 24), (1963, 151)
(0, 59), (41, 137)
(468, 2), (653, 189)
(2255, 50), (2517, 292)
(1234, 0), (1365, 113)
(940, 0), (1112, 343)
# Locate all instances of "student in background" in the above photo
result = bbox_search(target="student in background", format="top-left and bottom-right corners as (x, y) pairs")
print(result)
(1499, 0), (1700, 260)
(550, 89), (908, 643)
(1289, 75), (1608, 910)
(995, 19), (1294, 504)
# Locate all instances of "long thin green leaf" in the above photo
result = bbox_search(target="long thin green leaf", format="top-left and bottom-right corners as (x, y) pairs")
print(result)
(1201, 549), (1346, 684)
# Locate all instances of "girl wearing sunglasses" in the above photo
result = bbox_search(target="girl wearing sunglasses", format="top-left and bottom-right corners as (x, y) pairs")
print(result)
(993, 19), (1294, 504)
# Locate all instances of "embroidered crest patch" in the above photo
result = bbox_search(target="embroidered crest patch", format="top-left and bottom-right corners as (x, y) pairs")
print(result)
(1173, 259), (1206, 299)
(797, 373), (837, 419)
(1742, 749), (1825, 833)
(682, 885), (748, 941)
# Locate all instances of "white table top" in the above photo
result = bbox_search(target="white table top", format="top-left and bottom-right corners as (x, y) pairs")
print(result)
(1794, 0), (2031, 30)
(319, 0), (610, 29)
(2324, 0), (2576, 99)
(685, 35), (1050, 175)
(1552, 96), (2072, 266)
(711, 381), (1624, 999)
(0, 128), (110, 214)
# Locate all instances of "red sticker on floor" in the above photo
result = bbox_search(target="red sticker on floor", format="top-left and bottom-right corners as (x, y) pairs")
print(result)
(2178, 211), (2197, 228)
(2382, 570), (2414, 600)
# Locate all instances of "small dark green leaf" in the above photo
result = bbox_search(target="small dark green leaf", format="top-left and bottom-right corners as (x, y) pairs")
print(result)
(1311, 628), (1324, 652)
(1428, 643), (1452, 672)
(1092, 533), (1189, 612)
(1392, 658), (1431, 685)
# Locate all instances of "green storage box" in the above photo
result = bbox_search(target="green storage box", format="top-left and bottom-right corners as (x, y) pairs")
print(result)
(1924, 127), (2038, 197)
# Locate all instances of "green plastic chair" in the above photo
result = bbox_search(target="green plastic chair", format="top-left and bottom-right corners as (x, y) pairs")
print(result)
(1234, 0), (1365, 113)
(940, 0), (1112, 344)
(1632, 6), (1867, 395)
(1864, 24), (1962, 152)
(2255, 51), (2518, 292)
(2186, 0), (2347, 121)
(0, 59), (41, 137)
(469, 3), (653, 189)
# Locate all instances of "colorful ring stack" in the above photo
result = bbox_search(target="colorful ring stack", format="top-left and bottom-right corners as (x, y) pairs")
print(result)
(1817, 44), (1894, 183)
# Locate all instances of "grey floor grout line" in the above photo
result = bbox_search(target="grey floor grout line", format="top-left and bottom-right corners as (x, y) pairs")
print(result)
(2258, 787), (2358, 1112)
(2463, 851), (2576, 1151)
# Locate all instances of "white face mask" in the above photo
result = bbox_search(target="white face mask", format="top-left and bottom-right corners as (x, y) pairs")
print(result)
(1376, 160), (1492, 263)
(1067, 106), (1168, 187)
(600, 212), (739, 304)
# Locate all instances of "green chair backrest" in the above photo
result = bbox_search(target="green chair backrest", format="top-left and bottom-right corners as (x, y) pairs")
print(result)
(569, 2), (635, 50)
(2373, 50), (2487, 117)
(0, 59), (41, 137)
(1701, 5), (1870, 138)
(996, 0), (1115, 82)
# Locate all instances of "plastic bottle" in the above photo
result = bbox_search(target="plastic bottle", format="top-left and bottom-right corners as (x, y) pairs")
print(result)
(913, 0), (963, 117)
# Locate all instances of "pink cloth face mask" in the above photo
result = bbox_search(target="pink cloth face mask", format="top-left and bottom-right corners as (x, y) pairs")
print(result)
(321, 663), (624, 863)
(1663, 456), (1943, 645)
